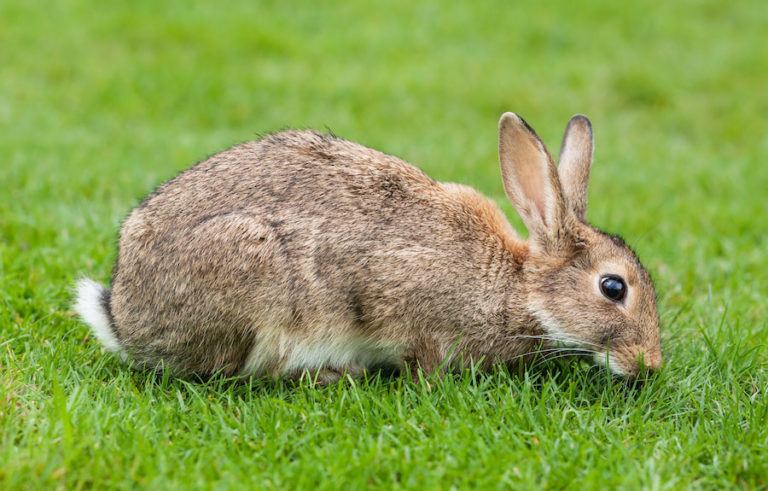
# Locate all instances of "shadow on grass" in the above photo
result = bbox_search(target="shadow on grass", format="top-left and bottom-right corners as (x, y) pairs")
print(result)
(117, 352), (662, 407)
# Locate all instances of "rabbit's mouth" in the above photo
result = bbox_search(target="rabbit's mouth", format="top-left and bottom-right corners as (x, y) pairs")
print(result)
(591, 345), (662, 378)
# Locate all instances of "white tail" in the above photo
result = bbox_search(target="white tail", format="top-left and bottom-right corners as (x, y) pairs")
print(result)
(74, 278), (123, 353)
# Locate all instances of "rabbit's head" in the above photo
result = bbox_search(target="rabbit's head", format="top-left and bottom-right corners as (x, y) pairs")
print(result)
(499, 113), (661, 377)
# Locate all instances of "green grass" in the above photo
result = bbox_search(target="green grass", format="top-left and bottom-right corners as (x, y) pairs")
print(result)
(1, 0), (767, 488)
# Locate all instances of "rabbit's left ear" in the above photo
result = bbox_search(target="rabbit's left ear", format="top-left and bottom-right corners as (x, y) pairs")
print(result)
(498, 113), (568, 252)
(558, 115), (593, 221)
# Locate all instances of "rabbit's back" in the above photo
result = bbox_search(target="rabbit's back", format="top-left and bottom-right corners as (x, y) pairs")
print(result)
(110, 131), (522, 376)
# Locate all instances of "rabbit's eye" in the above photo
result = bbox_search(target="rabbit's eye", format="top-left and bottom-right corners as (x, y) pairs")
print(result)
(599, 275), (626, 302)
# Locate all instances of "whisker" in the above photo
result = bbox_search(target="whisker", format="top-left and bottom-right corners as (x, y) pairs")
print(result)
(506, 347), (589, 363)
(506, 334), (603, 350)
(532, 351), (595, 369)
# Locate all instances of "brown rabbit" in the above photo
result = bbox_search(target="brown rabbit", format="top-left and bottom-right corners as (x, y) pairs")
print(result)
(75, 113), (661, 382)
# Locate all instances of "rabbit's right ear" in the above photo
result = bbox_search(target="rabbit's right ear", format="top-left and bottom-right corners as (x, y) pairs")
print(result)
(498, 113), (567, 251)
(558, 115), (593, 221)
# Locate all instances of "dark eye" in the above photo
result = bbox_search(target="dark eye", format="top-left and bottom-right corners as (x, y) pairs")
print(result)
(600, 275), (626, 302)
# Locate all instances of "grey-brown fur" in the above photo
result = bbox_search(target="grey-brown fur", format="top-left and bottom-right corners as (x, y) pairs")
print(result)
(76, 113), (662, 380)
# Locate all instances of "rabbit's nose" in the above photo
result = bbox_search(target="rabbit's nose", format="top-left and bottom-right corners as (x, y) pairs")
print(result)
(614, 344), (662, 377)
(634, 346), (662, 373)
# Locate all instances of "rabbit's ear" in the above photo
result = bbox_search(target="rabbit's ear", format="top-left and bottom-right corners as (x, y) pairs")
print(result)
(558, 115), (593, 221)
(498, 113), (567, 250)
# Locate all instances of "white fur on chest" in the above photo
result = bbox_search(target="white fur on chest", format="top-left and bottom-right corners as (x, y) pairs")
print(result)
(241, 327), (403, 377)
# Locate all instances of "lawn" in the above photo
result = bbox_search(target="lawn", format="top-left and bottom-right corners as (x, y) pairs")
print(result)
(1, 0), (767, 488)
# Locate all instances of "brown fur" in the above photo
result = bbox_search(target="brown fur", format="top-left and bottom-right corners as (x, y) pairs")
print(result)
(82, 114), (661, 380)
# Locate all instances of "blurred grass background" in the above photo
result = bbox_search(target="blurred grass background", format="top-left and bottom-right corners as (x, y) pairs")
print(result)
(1, 0), (766, 488)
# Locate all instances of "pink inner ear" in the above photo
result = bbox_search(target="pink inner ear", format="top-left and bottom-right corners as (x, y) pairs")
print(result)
(517, 162), (548, 226)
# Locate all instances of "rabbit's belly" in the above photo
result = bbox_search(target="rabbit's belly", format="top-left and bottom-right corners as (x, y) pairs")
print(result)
(240, 327), (403, 376)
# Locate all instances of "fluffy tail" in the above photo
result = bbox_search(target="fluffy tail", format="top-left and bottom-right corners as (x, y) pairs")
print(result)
(74, 278), (123, 354)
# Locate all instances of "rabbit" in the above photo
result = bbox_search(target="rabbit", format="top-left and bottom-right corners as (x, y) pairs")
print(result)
(75, 113), (662, 382)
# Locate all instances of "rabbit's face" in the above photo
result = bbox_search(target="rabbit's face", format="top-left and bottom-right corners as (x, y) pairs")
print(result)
(526, 224), (662, 377)
(498, 112), (661, 377)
